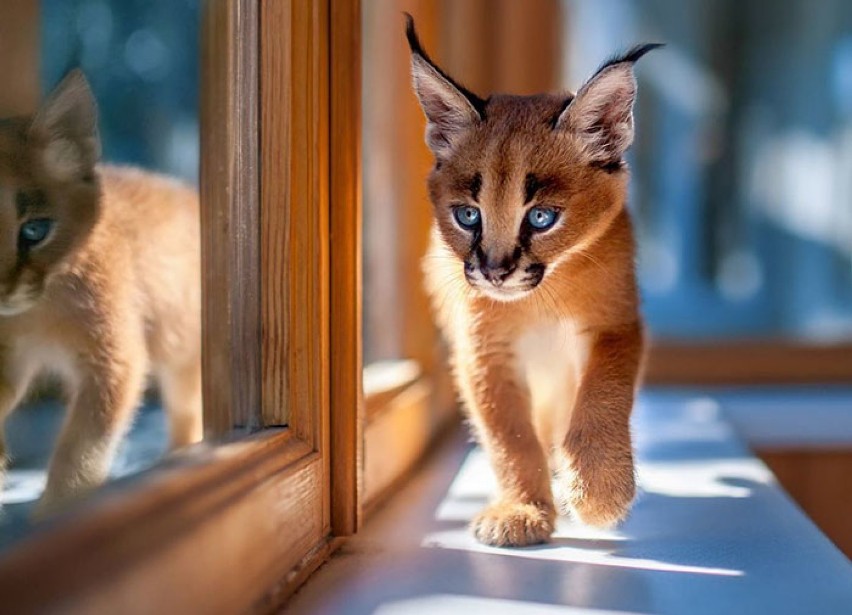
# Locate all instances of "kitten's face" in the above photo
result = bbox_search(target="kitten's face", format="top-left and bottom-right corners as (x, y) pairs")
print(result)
(427, 94), (628, 301)
(407, 17), (657, 301)
(0, 71), (101, 316)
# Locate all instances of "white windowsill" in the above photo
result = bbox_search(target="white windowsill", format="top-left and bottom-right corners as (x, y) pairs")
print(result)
(288, 390), (852, 614)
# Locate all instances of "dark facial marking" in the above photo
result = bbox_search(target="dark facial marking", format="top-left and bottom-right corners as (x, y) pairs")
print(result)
(15, 191), (28, 218)
(518, 221), (534, 253)
(469, 172), (482, 202)
(15, 190), (47, 218)
(523, 263), (546, 286)
(524, 173), (540, 204)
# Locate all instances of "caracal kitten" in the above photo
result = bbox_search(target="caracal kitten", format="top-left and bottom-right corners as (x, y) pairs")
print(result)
(0, 70), (201, 516)
(407, 16), (658, 546)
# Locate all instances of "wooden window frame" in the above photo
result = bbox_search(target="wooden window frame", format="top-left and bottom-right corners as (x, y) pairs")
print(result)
(0, 0), (361, 610)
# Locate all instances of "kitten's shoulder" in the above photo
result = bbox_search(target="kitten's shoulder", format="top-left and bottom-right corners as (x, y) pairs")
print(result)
(98, 164), (197, 203)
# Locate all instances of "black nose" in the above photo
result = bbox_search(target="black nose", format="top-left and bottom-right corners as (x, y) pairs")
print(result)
(480, 259), (516, 286)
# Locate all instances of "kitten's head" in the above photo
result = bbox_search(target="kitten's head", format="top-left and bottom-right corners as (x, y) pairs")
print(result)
(406, 15), (659, 301)
(0, 70), (101, 316)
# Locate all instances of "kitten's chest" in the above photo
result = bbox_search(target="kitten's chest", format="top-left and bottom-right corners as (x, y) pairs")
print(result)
(2, 331), (76, 383)
(0, 308), (82, 383)
(513, 318), (590, 399)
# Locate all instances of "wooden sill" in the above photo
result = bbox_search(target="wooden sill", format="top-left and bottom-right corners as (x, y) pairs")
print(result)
(0, 430), (327, 612)
(646, 340), (852, 385)
(364, 360), (422, 421)
(363, 361), (458, 513)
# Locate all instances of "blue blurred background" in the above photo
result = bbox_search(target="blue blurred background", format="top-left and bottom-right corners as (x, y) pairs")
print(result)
(362, 0), (852, 361)
(566, 0), (852, 340)
(41, 0), (199, 184)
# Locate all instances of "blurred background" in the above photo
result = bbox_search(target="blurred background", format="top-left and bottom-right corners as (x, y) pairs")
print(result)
(41, 0), (200, 183)
(363, 0), (852, 360)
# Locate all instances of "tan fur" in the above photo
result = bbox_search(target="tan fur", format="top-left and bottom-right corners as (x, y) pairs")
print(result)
(408, 19), (650, 546)
(0, 71), (201, 516)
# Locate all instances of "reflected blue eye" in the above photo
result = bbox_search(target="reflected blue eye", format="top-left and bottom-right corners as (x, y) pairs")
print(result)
(19, 218), (54, 247)
(453, 205), (481, 230)
(527, 207), (558, 230)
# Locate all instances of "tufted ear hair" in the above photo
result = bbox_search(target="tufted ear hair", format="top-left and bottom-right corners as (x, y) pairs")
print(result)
(406, 13), (484, 159)
(29, 69), (101, 182)
(556, 44), (662, 166)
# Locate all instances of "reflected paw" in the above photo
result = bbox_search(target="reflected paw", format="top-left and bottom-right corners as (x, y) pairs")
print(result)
(471, 500), (555, 547)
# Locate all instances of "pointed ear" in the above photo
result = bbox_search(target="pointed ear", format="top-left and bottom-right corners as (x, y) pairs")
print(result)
(405, 14), (483, 158)
(556, 44), (662, 165)
(30, 69), (101, 181)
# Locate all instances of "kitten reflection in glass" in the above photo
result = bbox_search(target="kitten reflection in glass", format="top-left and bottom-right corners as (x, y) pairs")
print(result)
(0, 71), (201, 517)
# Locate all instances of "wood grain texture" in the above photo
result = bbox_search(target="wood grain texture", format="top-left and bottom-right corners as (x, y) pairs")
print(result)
(201, 0), (261, 435)
(261, 0), (330, 450)
(0, 0), (38, 116)
(0, 1), (362, 609)
(442, 0), (561, 96)
(646, 341), (852, 385)
(330, 0), (363, 536)
(0, 432), (324, 613)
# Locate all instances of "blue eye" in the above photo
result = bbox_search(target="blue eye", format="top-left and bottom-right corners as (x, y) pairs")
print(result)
(453, 205), (481, 229)
(527, 207), (558, 230)
(19, 218), (54, 247)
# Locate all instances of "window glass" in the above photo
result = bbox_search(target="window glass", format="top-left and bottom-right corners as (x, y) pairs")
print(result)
(0, 0), (200, 546)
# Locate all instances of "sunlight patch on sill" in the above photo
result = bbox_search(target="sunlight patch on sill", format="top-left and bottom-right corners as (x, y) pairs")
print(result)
(426, 446), (749, 579)
(421, 528), (744, 577)
(436, 447), (774, 527)
(638, 459), (774, 499)
(0, 470), (45, 505)
(374, 595), (648, 615)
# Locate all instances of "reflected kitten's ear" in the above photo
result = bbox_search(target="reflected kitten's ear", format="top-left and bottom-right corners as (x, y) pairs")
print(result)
(405, 14), (484, 158)
(556, 44), (662, 166)
(30, 69), (101, 181)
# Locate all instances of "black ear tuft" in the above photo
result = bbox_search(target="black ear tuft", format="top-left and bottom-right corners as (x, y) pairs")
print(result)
(594, 43), (665, 76)
(404, 13), (486, 118)
(405, 14), (485, 158)
(404, 13), (424, 57)
(555, 43), (662, 165)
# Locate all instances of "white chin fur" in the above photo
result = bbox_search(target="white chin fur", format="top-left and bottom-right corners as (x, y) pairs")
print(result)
(0, 295), (37, 316)
(0, 304), (33, 317)
(476, 286), (532, 302)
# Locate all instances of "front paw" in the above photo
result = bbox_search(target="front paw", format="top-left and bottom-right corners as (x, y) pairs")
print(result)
(31, 494), (64, 521)
(471, 500), (555, 547)
(31, 485), (87, 521)
(554, 435), (636, 528)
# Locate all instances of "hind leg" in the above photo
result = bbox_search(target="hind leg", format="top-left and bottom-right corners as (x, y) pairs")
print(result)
(158, 358), (202, 449)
